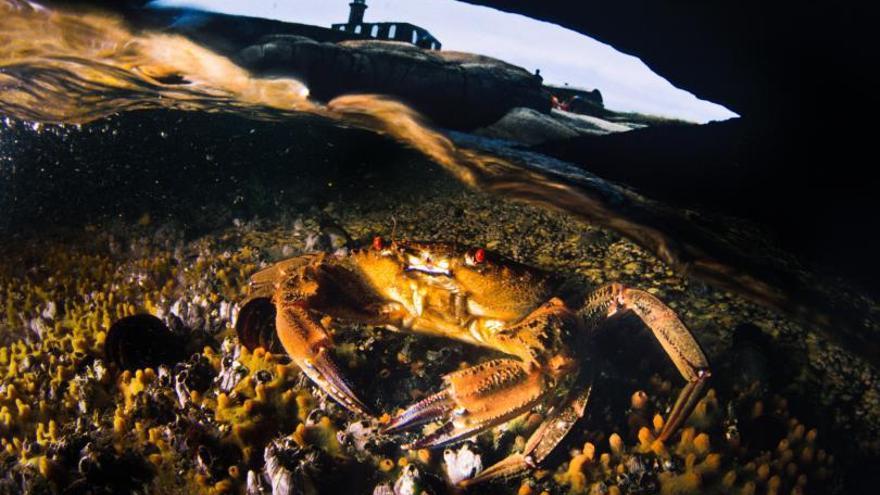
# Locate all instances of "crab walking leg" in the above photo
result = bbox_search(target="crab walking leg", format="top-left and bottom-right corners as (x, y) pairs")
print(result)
(581, 283), (711, 441)
(461, 378), (593, 486)
(276, 303), (373, 416)
(386, 301), (579, 449)
(247, 255), (318, 299)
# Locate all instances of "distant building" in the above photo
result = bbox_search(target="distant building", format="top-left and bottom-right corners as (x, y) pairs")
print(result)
(331, 0), (442, 50)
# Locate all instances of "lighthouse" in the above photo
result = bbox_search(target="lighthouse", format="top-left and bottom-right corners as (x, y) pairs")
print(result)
(348, 0), (368, 25)
(331, 0), (442, 50)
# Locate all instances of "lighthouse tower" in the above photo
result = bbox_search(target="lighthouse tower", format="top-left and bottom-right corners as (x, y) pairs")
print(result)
(348, 0), (368, 24)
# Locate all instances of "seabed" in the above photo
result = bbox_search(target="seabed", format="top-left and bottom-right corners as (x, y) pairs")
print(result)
(0, 112), (876, 494)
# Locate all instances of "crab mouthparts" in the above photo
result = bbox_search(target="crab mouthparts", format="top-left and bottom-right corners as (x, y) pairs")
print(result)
(405, 265), (452, 277)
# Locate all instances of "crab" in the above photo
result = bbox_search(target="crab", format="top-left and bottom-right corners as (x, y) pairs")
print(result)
(236, 238), (711, 486)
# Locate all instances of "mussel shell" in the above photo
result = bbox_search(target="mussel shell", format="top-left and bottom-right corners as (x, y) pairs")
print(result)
(105, 314), (183, 371)
(235, 297), (283, 353)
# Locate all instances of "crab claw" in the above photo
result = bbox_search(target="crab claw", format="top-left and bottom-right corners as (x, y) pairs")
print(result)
(301, 347), (373, 416)
(461, 378), (593, 486)
(277, 304), (373, 416)
(386, 358), (550, 450)
(383, 390), (454, 434)
(461, 453), (531, 487)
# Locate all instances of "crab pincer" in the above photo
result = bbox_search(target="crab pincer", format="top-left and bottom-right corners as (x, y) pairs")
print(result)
(384, 358), (551, 449)
(239, 254), (375, 417)
(277, 303), (374, 416)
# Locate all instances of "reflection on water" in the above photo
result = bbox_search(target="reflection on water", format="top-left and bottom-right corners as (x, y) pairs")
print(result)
(0, 0), (311, 121)
(0, 0), (875, 365)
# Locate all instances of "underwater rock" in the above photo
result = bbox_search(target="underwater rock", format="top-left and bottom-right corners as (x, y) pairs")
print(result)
(0, 168), (863, 492)
(104, 314), (183, 371)
(740, 411), (788, 453)
(475, 107), (631, 146)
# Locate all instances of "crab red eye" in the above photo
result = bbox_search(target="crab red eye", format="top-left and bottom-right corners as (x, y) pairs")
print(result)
(372, 236), (383, 250)
(474, 248), (486, 263)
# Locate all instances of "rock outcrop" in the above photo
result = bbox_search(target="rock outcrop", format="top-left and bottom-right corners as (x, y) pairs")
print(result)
(238, 36), (549, 130)
(475, 107), (632, 145)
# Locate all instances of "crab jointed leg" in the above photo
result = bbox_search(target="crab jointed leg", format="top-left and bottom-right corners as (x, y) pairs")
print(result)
(259, 254), (377, 417)
(385, 358), (552, 448)
(581, 283), (711, 441)
(463, 283), (709, 486)
(276, 304), (373, 416)
(462, 376), (594, 487)
(384, 300), (580, 450)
